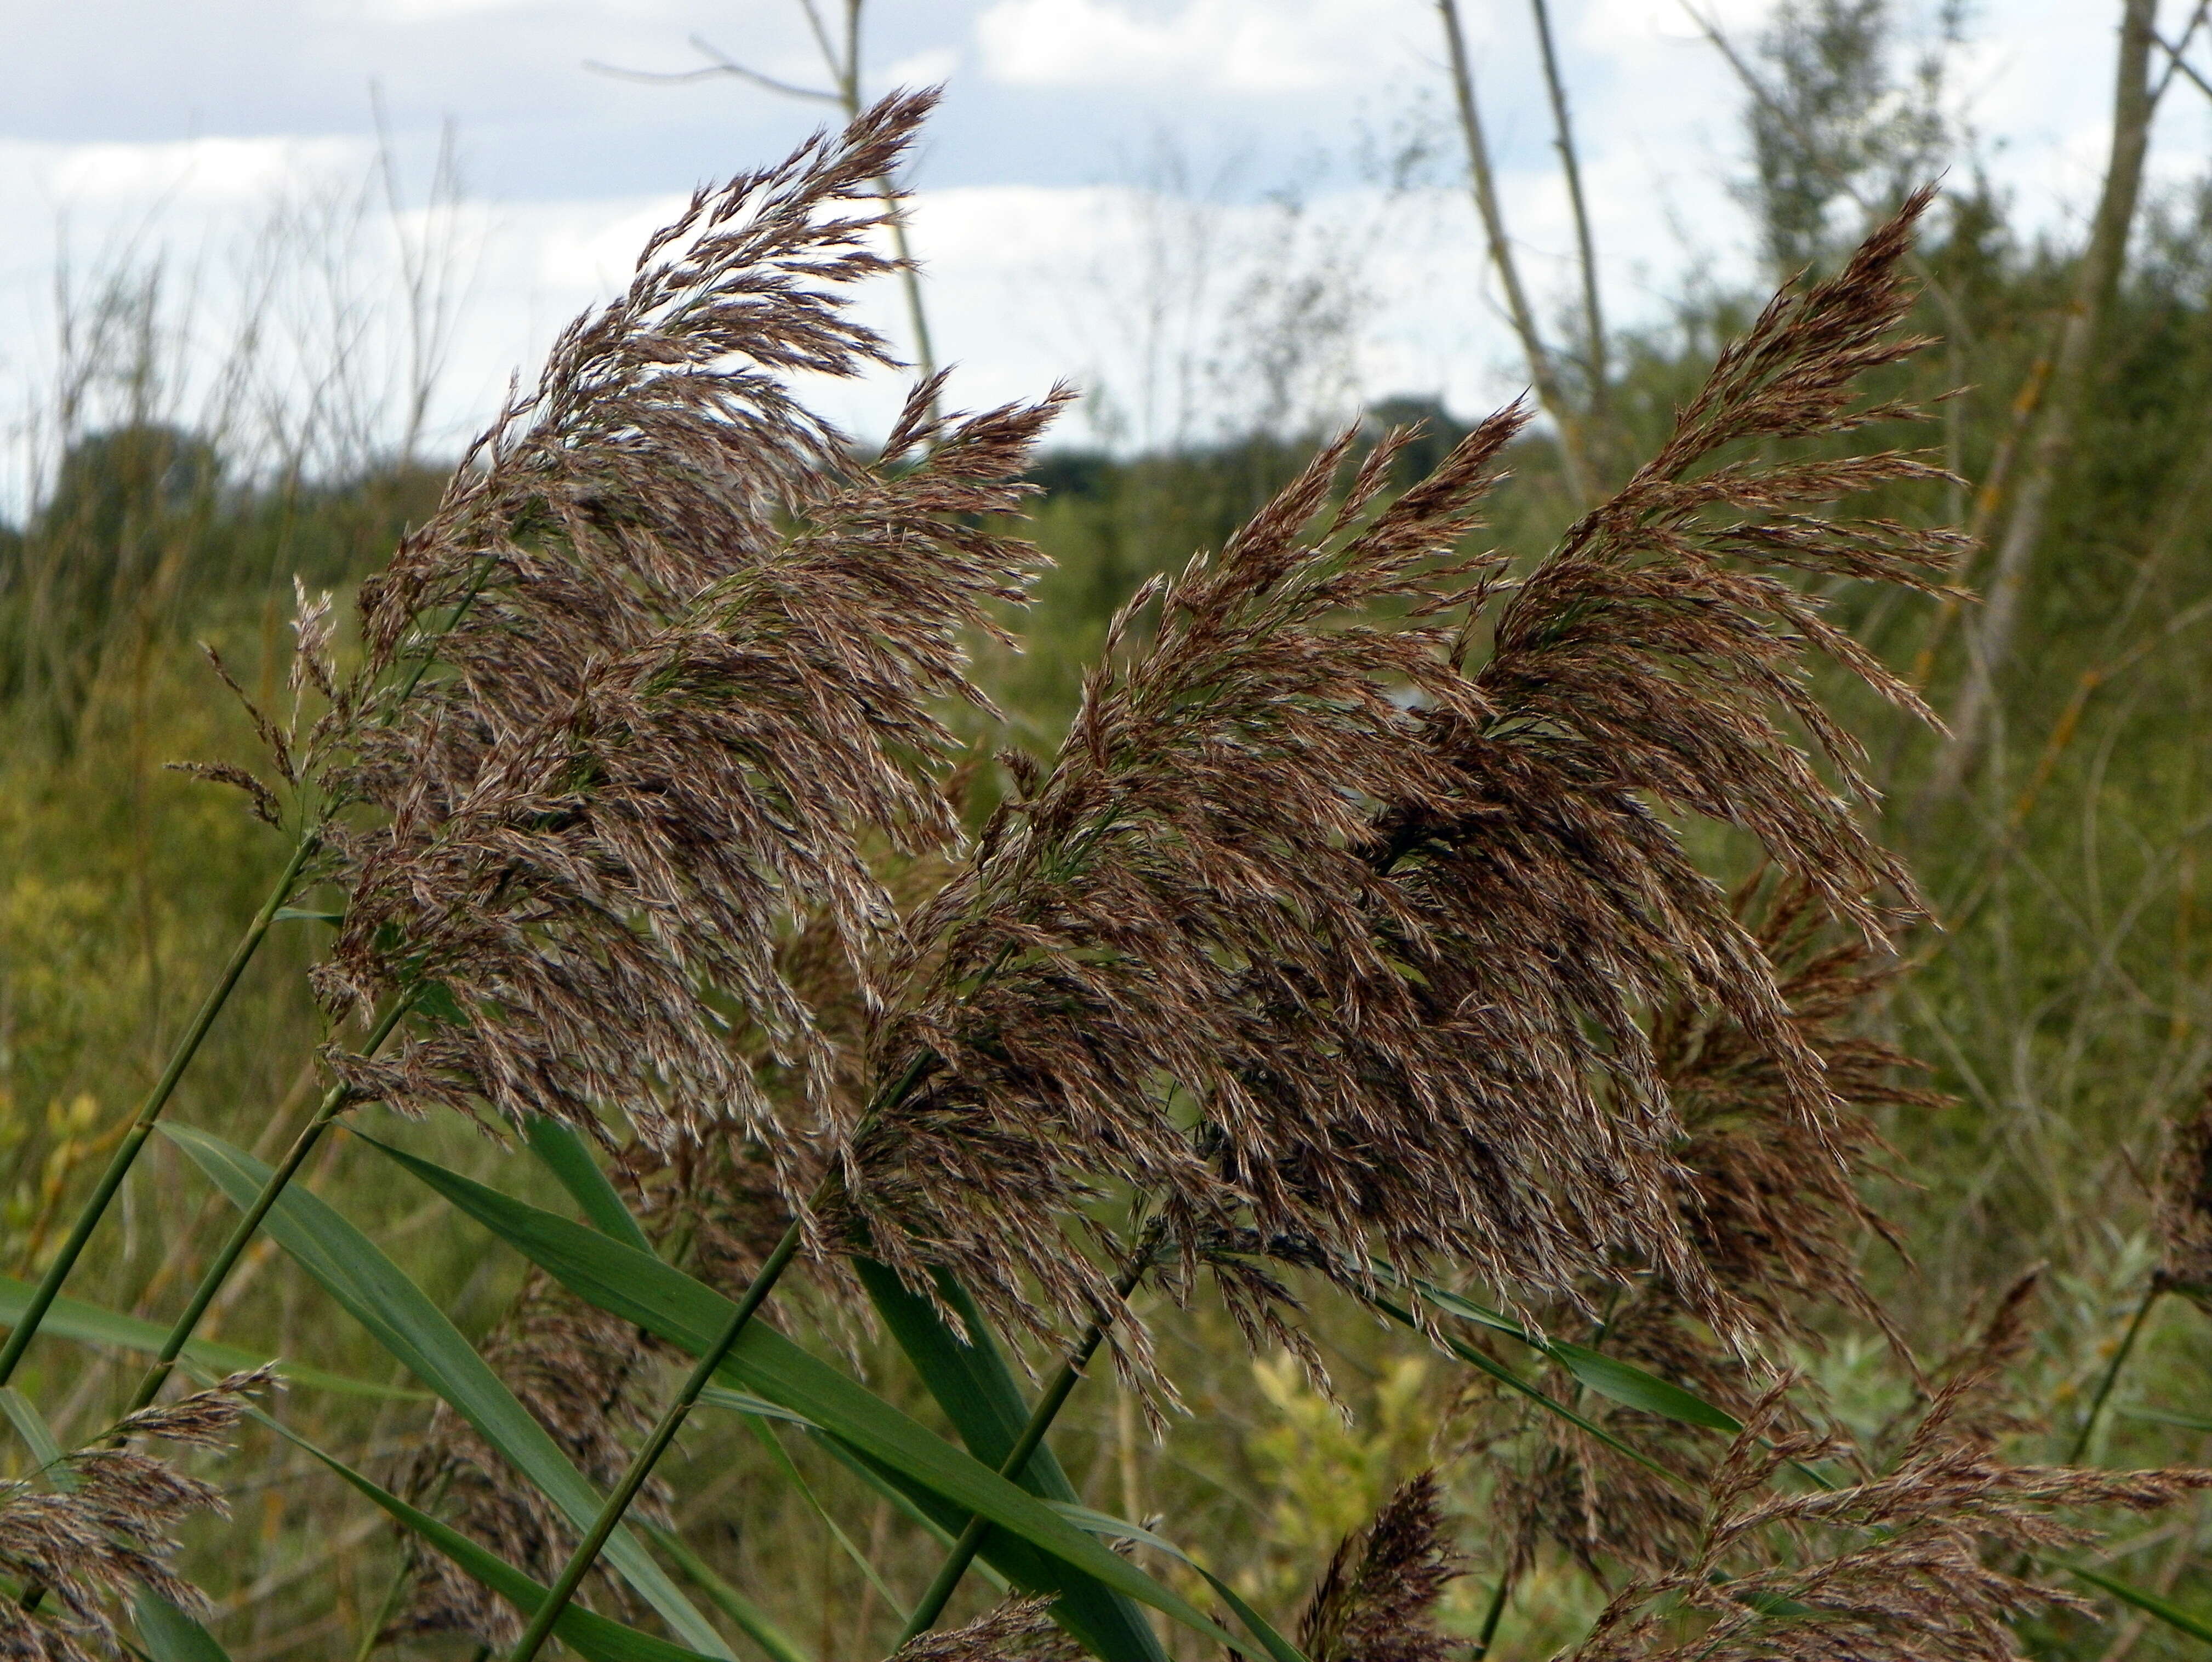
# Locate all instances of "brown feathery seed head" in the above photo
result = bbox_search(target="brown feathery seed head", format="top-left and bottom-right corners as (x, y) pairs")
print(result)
(2155, 1083), (2212, 1294)
(847, 191), (1955, 1381)
(278, 92), (1067, 1215)
(1297, 1472), (1462, 1662)
(1566, 1375), (2212, 1662)
(847, 407), (1526, 1375)
(389, 1272), (665, 1647)
(886, 1598), (1086, 1661)
(0, 1368), (274, 1662)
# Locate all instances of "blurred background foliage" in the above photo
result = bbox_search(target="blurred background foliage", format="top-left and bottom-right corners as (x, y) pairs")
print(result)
(10, 1), (2212, 1655)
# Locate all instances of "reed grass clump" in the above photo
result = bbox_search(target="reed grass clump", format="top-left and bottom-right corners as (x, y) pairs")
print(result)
(3, 89), (2209, 1662)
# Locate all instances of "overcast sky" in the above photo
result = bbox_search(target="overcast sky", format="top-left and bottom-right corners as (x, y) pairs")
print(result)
(0, 0), (2198, 484)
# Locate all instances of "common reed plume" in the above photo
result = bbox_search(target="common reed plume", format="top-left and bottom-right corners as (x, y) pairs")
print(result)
(289, 88), (1066, 1202)
(385, 1276), (665, 1648)
(886, 1598), (1085, 1662)
(1467, 877), (1939, 1581)
(2154, 1084), (2212, 1294)
(846, 189), (1960, 1383)
(1565, 1356), (2212, 1662)
(0, 1368), (272, 1662)
(1296, 1473), (1461, 1662)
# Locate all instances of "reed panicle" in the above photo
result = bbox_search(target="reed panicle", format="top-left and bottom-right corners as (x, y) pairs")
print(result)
(845, 189), (1960, 1387)
(1569, 1361), (2212, 1662)
(1295, 1473), (1460, 1662)
(885, 1597), (1085, 1661)
(0, 1369), (273, 1662)
(1463, 878), (1934, 1581)
(286, 88), (1063, 1196)
(385, 1277), (664, 1648)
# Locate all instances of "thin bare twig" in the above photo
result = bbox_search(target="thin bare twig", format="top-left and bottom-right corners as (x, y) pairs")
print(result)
(1926, 0), (2160, 806)
(1529, 0), (1609, 437)
(1435, 0), (1593, 506)
(587, 6), (940, 403)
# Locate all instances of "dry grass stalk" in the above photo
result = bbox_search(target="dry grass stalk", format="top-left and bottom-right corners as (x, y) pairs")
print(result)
(885, 1597), (1086, 1661)
(846, 189), (1960, 1390)
(0, 1368), (272, 1662)
(1296, 1472), (1461, 1662)
(384, 1276), (665, 1648)
(2154, 1084), (2212, 1294)
(1568, 1363), (2212, 1662)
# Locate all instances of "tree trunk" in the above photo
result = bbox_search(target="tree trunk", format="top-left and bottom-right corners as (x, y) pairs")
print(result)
(1923, 0), (2158, 807)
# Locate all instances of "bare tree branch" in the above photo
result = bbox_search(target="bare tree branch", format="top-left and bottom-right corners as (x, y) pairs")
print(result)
(586, 5), (939, 407)
(1925, 0), (2160, 808)
(1435, 0), (1594, 508)
(2154, 2), (2212, 104)
(1529, 0), (1609, 443)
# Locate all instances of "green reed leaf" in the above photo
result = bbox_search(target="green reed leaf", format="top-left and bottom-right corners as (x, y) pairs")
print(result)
(1048, 1503), (1308, 1662)
(2071, 1563), (2212, 1642)
(2121, 1406), (2212, 1433)
(0, 1273), (418, 1400)
(1381, 1267), (1744, 1433)
(1368, 1290), (1687, 1484)
(160, 1123), (735, 1661)
(743, 1413), (913, 1626)
(524, 1117), (653, 1254)
(0, 1388), (64, 1472)
(254, 1410), (719, 1662)
(357, 1132), (1258, 1658)
(645, 1525), (814, 1662)
(132, 1592), (233, 1662)
(854, 1258), (1171, 1662)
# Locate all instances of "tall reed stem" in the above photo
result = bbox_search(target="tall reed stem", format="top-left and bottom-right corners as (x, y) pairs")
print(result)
(2068, 1281), (2163, 1466)
(510, 1050), (968, 1656)
(0, 832), (317, 1392)
(1472, 1572), (1511, 1658)
(506, 1213), (809, 1661)
(119, 992), (415, 1418)
(897, 1239), (1159, 1646)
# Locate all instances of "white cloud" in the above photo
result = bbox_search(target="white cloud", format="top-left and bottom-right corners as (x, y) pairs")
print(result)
(879, 45), (963, 92)
(41, 135), (370, 207)
(973, 0), (1390, 94)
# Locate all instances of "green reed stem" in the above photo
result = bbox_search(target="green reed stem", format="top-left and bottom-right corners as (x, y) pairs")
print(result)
(897, 1239), (1159, 1646)
(14, 992), (416, 1617)
(119, 992), (414, 1419)
(0, 832), (318, 1393)
(1473, 1572), (1511, 1658)
(355, 1555), (414, 1662)
(2068, 1280), (2163, 1466)
(507, 1213), (809, 1661)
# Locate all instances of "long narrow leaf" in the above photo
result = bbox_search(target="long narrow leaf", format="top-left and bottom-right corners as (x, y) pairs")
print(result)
(132, 1594), (233, 1662)
(358, 1133), (1257, 1658)
(646, 1526), (814, 1662)
(1384, 1268), (1742, 1432)
(254, 1410), (719, 1662)
(160, 1124), (734, 1660)
(854, 1258), (1171, 1662)
(2071, 1563), (2212, 1643)
(803, 1434), (1016, 1597)
(525, 1118), (654, 1254)
(744, 1414), (913, 1625)
(0, 1275), (417, 1399)
(1367, 1291), (1687, 1485)
(0, 1387), (64, 1471)
(1048, 1503), (1307, 1662)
